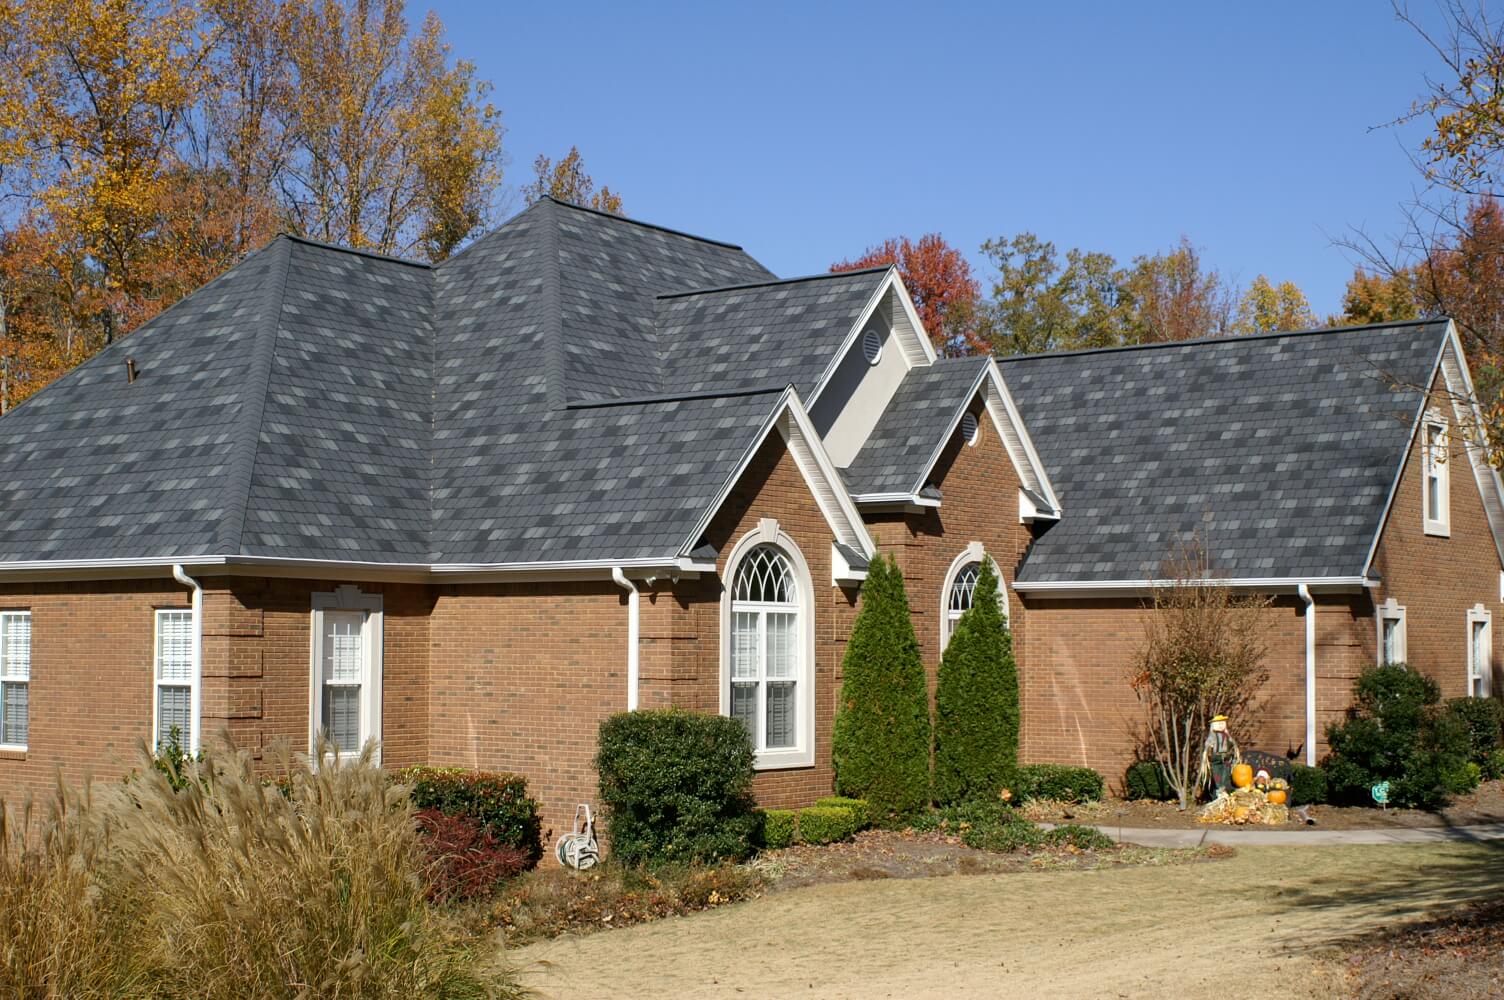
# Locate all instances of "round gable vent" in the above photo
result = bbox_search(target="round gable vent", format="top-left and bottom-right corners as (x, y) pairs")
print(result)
(961, 411), (980, 446)
(861, 328), (882, 365)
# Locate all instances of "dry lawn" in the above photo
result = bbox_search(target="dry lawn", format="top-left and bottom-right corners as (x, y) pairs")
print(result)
(511, 841), (1504, 999)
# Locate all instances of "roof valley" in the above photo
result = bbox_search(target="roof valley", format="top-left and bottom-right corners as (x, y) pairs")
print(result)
(539, 200), (568, 411)
(216, 237), (292, 554)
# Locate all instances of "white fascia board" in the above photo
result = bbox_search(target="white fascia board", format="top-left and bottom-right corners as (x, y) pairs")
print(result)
(984, 358), (1062, 513)
(675, 387), (878, 565)
(1014, 576), (1374, 595)
(805, 268), (936, 411)
(852, 491), (942, 509)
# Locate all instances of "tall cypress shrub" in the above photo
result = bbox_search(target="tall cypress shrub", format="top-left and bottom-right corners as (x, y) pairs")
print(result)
(933, 560), (1019, 804)
(832, 554), (932, 815)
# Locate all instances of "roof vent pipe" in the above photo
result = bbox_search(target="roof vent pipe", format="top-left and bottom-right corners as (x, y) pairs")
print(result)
(125, 357), (138, 383)
(611, 567), (640, 711)
(1298, 583), (1317, 766)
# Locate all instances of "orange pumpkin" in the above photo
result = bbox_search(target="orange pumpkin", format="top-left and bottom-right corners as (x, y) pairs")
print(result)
(1231, 763), (1254, 789)
(1267, 789), (1288, 806)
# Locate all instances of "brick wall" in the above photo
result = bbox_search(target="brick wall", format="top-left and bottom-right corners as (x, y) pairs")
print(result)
(1369, 382), (1504, 700)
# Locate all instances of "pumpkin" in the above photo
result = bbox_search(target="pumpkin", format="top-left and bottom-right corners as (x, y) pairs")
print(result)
(1267, 789), (1288, 806)
(1231, 763), (1254, 788)
(1232, 806), (1251, 823)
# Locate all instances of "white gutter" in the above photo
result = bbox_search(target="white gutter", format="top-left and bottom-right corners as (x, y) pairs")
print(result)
(1298, 583), (1317, 766)
(171, 564), (204, 752)
(1014, 575), (1374, 593)
(611, 567), (640, 711)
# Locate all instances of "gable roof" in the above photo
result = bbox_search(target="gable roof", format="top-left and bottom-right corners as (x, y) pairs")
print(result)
(1001, 320), (1454, 587)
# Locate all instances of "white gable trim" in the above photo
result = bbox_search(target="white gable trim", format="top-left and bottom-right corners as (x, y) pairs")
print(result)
(895, 359), (1062, 515)
(1361, 321), (1504, 576)
(676, 387), (877, 567)
(805, 268), (937, 410)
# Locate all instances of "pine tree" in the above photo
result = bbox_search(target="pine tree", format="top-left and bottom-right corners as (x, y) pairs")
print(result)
(832, 554), (932, 815)
(933, 559), (1019, 804)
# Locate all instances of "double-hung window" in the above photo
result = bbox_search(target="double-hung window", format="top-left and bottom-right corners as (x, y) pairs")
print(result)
(154, 609), (196, 752)
(310, 587), (383, 763)
(729, 545), (801, 754)
(0, 612), (31, 749)
(1423, 415), (1450, 536)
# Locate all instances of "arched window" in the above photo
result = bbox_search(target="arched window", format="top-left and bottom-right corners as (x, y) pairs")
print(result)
(730, 545), (801, 752)
(941, 546), (1007, 650)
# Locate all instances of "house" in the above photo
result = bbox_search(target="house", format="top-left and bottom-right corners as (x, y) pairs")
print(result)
(0, 197), (1499, 831)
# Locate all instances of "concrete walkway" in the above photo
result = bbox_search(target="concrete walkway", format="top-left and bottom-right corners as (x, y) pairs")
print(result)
(1077, 820), (1504, 847)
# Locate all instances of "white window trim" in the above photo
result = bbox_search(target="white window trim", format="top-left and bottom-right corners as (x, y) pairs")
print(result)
(719, 519), (815, 770)
(1423, 412), (1450, 537)
(153, 607), (199, 753)
(309, 585), (384, 765)
(940, 542), (1008, 651)
(1468, 603), (1492, 697)
(0, 610), (32, 751)
(1377, 597), (1407, 666)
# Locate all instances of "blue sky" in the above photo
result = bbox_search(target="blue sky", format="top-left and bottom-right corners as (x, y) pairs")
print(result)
(427, 1), (1440, 317)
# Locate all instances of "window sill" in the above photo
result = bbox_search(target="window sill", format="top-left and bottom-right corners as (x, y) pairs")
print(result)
(1424, 521), (1451, 538)
(752, 749), (815, 771)
(0, 747), (27, 761)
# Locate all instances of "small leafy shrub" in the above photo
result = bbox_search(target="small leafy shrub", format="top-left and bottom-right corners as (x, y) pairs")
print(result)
(1014, 763), (1105, 803)
(1124, 761), (1175, 801)
(1288, 763), (1328, 805)
(401, 766), (542, 865)
(812, 795), (873, 826)
(909, 798), (1015, 835)
(1325, 664), (1477, 809)
(833, 554), (932, 817)
(796, 806), (862, 845)
(1446, 696), (1504, 774)
(1043, 824), (1115, 851)
(933, 559), (1019, 805)
(760, 810), (797, 850)
(962, 813), (1044, 853)
(595, 710), (759, 866)
(416, 809), (532, 902)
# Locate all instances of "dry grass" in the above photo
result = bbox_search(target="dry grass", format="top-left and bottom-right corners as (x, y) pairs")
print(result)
(0, 737), (521, 1000)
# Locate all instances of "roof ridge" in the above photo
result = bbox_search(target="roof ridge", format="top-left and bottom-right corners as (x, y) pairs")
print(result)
(217, 236), (292, 553)
(277, 232), (432, 269)
(656, 266), (891, 300)
(538, 195), (745, 249)
(996, 317), (1449, 363)
(566, 383), (788, 410)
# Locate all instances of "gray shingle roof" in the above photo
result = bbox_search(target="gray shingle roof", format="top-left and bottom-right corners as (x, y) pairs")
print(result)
(1001, 321), (1451, 583)
(0, 197), (859, 567)
(841, 356), (988, 496)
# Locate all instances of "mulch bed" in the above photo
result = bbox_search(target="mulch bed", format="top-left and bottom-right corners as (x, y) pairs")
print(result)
(1022, 779), (1504, 831)
(1346, 900), (1504, 999)
(754, 827), (1218, 891)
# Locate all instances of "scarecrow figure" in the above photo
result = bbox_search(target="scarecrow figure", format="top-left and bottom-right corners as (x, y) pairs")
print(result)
(1200, 714), (1242, 798)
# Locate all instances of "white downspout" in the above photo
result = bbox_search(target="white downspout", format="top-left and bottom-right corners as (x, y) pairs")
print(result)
(1298, 583), (1316, 766)
(171, 564), (204, 752)
(611, 567), (640, 711)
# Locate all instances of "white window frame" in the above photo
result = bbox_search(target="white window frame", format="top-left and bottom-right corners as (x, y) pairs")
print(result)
(1468, 604), (1492, 697)
(719, 519), (815, 770)
(309, 586), (384, 764)
(1423, 412), (1450, 537)
(0, 611), (32, 751)
(1377, 597), (1408, 666)
(153, 608), (199, 753)
(940, 542), (1008, 651)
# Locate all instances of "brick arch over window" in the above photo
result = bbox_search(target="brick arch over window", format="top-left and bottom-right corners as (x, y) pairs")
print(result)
(940, 541), (1008, 651)
(719, 518), (816, 770)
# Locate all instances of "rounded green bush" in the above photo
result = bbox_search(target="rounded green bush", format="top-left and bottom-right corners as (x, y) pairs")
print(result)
(961, 814), (1044, 853)
(1013, 763), (1104, 803)
(796, 806), (862, 845)
(595, 709), (759, 866)
(1043, 824), (1115, 851)
(760, 810), (797, 850)
(1124, 761), (1175, 801)
(1288, 763), (1328, 805)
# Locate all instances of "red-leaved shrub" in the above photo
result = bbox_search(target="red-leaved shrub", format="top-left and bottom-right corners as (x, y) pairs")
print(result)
(416, 808), (531, 901)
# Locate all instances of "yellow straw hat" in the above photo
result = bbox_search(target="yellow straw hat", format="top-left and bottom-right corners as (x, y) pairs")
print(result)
(1212, 714), (1229, 722)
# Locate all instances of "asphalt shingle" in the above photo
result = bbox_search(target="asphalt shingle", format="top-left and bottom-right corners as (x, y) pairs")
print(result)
(841, 356), (988, 496)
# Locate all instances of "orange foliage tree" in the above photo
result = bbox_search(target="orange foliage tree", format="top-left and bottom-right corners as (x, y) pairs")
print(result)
(831, 234), (981, 355)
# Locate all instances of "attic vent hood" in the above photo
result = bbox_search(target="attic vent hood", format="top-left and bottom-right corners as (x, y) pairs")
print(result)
(861, 328), (882, 365)
(961, 411), (979, 445)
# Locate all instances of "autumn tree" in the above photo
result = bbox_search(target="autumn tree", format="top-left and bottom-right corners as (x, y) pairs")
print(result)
(1338, 267), (1421, 326)
(1231, 275), (1318, 335)
(976, 233), (1127, 354)
(524, 146), (623, 215)
(832, 233), (980, 354)
(1118, 238), (1236, 343)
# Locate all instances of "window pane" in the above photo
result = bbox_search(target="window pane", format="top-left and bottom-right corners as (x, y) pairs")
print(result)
(156, 612), (193, 683)
(323, 684), (361, 751)
(157, 685), (191, 749)
(766, 681), (796, 749)
(766, 612), (796, 679)
(2, 614), (31, 680)
(732, 612), (759, 680)
(1382, 619), (1398, 664)
(1474, 622), (1488, 675)
(734, 547), (796, 604)
(730, 682), (757, 741)
(1428, 476), (1441, 516)
(949, 563), (980, 614)
(325, 614), (363, 683)
(1, 681), (27, 745)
